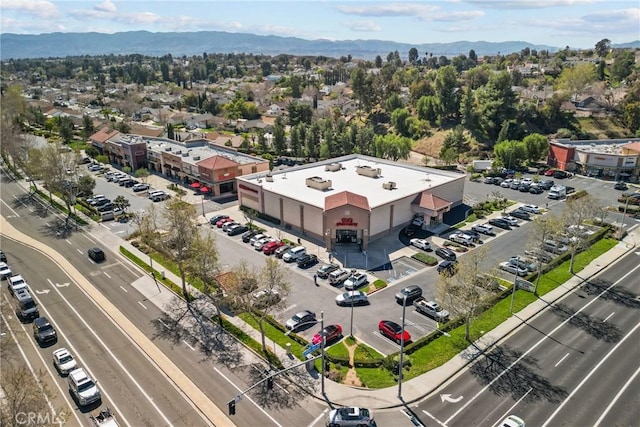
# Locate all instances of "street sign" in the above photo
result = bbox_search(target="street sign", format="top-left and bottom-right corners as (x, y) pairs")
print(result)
(302, 343), (320, 357)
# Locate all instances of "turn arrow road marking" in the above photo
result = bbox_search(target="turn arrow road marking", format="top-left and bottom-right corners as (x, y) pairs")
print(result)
(34, 289), (50, 295)
(440, 393), (464, 403)
(55, 282), (71, 287)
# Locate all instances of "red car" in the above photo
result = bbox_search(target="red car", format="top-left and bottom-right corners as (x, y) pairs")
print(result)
(312, 324), (343, 346)
(216, 217), (234, 228)
(544, 168), (557, 176)
(378, 320), (411, 344)
(262, 240), (284, 255)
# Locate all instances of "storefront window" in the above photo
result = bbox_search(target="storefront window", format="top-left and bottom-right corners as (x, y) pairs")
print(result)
(336, 229), (357, 244)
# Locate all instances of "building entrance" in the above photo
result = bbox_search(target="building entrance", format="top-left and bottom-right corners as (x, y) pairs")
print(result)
(336, 229), (358, 244)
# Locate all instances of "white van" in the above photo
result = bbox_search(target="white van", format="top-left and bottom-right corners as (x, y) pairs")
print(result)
(328, 269), (350, 285)
(282, 246), (306, 263)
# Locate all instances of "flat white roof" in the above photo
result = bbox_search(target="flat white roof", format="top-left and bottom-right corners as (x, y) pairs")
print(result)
(238, 155), (463, 209)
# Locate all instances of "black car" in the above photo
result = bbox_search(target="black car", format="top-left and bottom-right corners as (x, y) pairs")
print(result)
(403, 225), (417, 237)
(492, 177), (504, 186)
(529, 185), (544, 194)
(317, 263), (340, 279)
(539, 180), (555, 190)
(488, 218), (511, 229)
(88, 247), (105, 263)
(209, 214), (229, 226)
(518, 183), (530, 192)
(553, 170), (569, 179)
(33, 317), (57, 345)
(297, 254), (319, 269)
(565, 186), (576, 195)
(0, 250), (6, 263)
(228, 225), (249, 236)
(437, 260), (458, 276)
(123, 179), (139, 188)
(614, 182), (628, 190)
(435, 247), (457, 261)
(510, 209), (531, 221)
(241, 229), (258, 242)
(97, 203), (114, 212)
(395, 285), (423, 304)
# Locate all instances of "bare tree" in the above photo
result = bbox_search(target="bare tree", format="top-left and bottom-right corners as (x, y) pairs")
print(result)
(562, 194), (607, 273)
(228, 258), (291, 354)
(438, 246), (493, 341)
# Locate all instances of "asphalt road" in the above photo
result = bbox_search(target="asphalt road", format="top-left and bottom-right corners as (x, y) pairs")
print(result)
(408, 249), (640, 427)
(1, 173), (326, 427)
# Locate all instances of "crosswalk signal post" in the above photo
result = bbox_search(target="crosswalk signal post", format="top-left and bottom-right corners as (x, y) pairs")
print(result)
(228, 399), (236, 415)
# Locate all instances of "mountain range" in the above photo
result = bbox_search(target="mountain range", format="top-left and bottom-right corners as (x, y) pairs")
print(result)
(1, 30), (637, 60)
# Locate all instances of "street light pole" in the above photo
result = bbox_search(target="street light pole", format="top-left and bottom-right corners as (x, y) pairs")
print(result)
(510, 255), (519, 313)
(320, 311), (326, 397)
(617, 196), (631, 239)
(349, 292), (355, 338)
(398, 294), (407, 400)
(201, 193), (206, 217)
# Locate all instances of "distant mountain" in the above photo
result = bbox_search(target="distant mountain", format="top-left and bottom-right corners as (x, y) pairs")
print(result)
(612, 40), (640, 49)
(0, 30), (563, 60)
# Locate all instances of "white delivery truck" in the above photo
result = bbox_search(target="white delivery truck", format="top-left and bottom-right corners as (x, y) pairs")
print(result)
(547, 185), (566, 200)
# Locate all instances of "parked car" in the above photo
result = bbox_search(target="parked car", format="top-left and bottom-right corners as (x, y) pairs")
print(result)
(33, 317), (57, 345)
(88, 164), (104, 172)
(252, 289), (281, 308)
(543, 239), (569, 254)
(228, 224), (249, 236)
(297, 254), (319, 268)
(614, 181), (628, 190)
(413, 298), (450, 322)
(437, 260), (458, 276)
(499, 261), (528, 276)
(403, 225), (417, 237)
(344, 272), (368, 290)
(499, 216), (519, 227)
(509, 256), (537, 272)
(335, 291), (368, 306)
(52, 348), (78, 375)
(395, 285), (423, 304)
(471, 223), (494, 235)
(249, 233), (267, 245)
(524, 249), (553, 264)
(317, 263), (340, 279)
(528, 184), (544, 194)
(0, 250), (6, 263)
(0, 262), (12, 280)
(150, 191), (169, 202)
(132, 183), (150, 192)
(483, 176), (496, 184)
(274, 244), (293, 259)
(518, 183), (530, 192)
(262, 239), (284, 255)
(509, 209), (531, 221)
(312, 324), (342, 345)
(488, 218), (511, 229)
(520, 204), (542, 214)
(209, 214), (229, 226)
(544, 168), (558, 176)
(8, 274), (28, 295)
(241, 229), (258, 242)
(409, 238), (431, 251)
(510, 179), (521, 189)
(216, 217), (234, 228)
(448, 233), (474, 247)
(285, 310), (316, 330)
(411, 216), (425, 227)
(500, 179), (513, 188)
(553, 170), (569, 179)
(565, 186), (576, 194)
(492, 177), (504, 186)
(435, 247), (457, 261)
(253, 237), (273, 251)
(538, 180), (555, 190)
(378, 320), (411, 344)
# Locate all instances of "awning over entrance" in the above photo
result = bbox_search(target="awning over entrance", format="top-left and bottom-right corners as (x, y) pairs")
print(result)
(200, 186), (211, 193)
(190, 182), (201, 188)
(411, 192), (452, 217)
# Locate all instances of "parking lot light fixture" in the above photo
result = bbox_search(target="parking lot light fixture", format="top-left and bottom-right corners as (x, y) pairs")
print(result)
(510, 255), (520, 314)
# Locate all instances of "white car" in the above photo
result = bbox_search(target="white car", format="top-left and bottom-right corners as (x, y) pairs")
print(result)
(499, 216), (519, 227)
(253, 237), (273, 250)
(411, 216), (425, 227)
(500, 415), (526, 427)
(519, 204), (541, 214)
(52, 348), (78, 375)
(500, 179), (513, 188)
(87, 164), (103, 172)
(0, 262), (12, 280)
(448, 233), (474, 246)
(409, 238), (431, 251)
(471, 223), (494, 235)
(521, 177), (533, 185)
(499, 262), (528, 277)
(344, 273), (368, 290)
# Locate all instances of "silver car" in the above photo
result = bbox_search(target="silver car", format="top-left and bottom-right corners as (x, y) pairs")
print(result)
(335, 291), (368, 306)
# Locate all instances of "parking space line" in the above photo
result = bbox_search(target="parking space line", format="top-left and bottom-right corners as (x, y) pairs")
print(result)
(138, 301), (148, 309)
(120, 285), (128, 293)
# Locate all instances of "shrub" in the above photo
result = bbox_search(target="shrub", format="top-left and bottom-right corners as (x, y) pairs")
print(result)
(412, 253), (438, 265)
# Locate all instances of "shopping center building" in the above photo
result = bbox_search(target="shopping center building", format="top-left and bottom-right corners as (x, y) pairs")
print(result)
(236, 155), (465, 250)
(548, 138), (640, 180)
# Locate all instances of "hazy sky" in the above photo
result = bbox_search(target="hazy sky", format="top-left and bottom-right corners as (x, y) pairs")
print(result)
(1, 0), (638, 48)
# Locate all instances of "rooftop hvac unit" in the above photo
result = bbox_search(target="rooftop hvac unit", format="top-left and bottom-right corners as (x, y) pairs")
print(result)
(266, 175), (274, 182)
(164, 146), (172, 151)
(305, 176), (332, 191)
(325, 163), (342, 172)
(382, 181), (396, 190)
(356, 165), (381, 178)
(193, 155), (200, 160)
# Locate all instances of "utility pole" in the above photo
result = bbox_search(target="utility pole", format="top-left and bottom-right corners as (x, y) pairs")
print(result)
(398, 294), (407, 401)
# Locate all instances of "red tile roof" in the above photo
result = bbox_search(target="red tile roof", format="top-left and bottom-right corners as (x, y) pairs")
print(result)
(622, 141), (640, 153)
(412, 192), (451, 210)
(90, 127), (119, 143)
(325, 191), (370, 211)
(196, 155), (240, 170)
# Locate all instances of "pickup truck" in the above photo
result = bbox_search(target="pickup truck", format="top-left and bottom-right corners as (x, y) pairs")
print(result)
(326, 407), (375, 427)
(89, 407), (119, 427)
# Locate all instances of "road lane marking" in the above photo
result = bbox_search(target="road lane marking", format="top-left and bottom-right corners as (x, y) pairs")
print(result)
(603, 312), (615, 322)
(421, 410), (447, 426)
(542, 320), (640, 427)
(555, 353), (570, 367)
(104, 272), (111, 279)
(0, 299), (82, 426)
(492, 388), (533, 427)
(120, 285), (128, 293)
(308, 409), (328, 427)
(77, 248), (84, 255)
(446, 261), (640, 426)
(100, 223), (110, 229)
(593, 363), (640, 427)
(182, 340), (196, 351)
(1, 198), (20, 217)
(138, 301), (148, 310)
(65, 239), (72, 245)
(213, 367), (283, 427)
(157, 319), (169, 329)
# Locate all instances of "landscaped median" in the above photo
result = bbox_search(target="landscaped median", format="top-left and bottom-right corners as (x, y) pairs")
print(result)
(118, 235), (620, 389)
